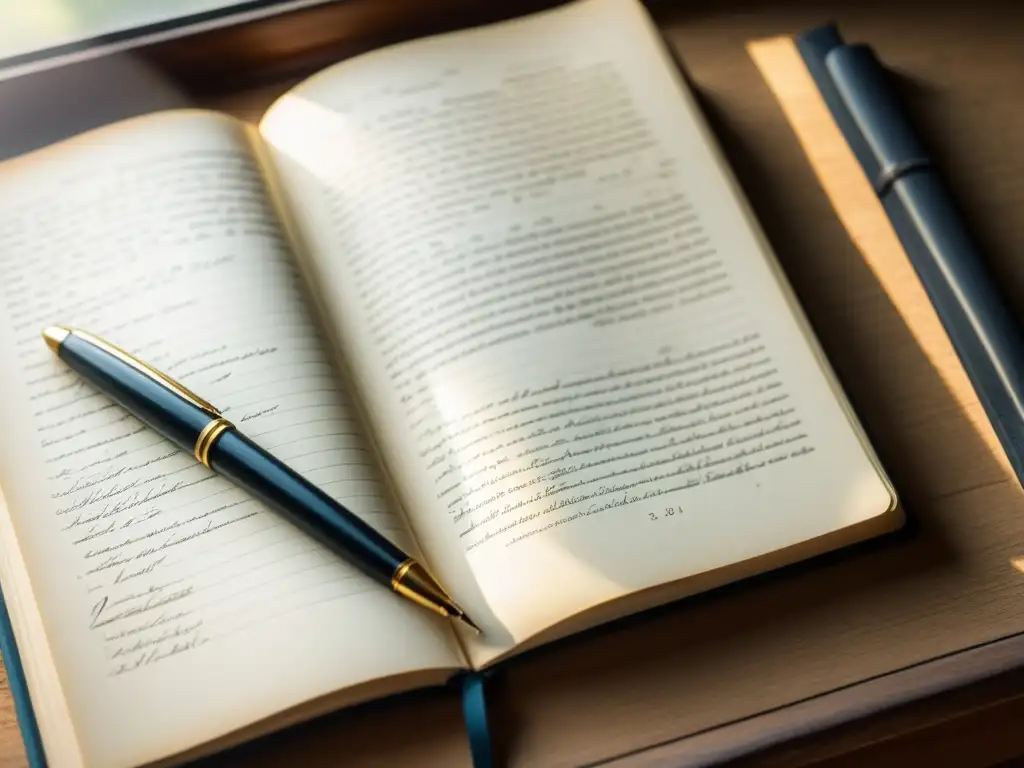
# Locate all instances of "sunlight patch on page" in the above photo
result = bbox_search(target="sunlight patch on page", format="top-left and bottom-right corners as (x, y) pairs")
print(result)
(259, 95), (358, 184)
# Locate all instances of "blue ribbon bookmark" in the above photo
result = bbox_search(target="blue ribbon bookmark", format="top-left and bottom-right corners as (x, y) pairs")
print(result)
(460, 670), (496, 768)
(0, 589), (46, 767)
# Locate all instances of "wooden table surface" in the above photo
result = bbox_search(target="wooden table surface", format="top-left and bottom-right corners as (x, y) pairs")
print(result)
(2, 1), (1024, 766)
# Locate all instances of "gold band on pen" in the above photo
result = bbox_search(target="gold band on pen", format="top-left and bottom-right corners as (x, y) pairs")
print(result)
(391, 558), (458, 619)
(391, 558), (416, 592)
(194, 418), (233, 468)
(391, 558), (446, 616)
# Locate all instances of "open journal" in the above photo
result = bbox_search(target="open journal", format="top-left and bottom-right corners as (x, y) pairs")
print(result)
(0, 0), (901, 765)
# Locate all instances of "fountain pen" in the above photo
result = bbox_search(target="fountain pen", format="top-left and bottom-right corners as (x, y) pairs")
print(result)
(42, 326), (479, 633)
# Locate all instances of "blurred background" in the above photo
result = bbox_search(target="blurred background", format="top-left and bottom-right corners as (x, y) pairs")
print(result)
(0, 0), (250, 59)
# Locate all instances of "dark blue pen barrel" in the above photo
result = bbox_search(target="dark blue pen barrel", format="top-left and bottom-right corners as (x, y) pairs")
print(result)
(884, 175), (1024, 465)
(208, 430), (406, 583)
(56, 333), (212, 452)
(54, 331), (408, 587)
(889, 173), (1024, 370)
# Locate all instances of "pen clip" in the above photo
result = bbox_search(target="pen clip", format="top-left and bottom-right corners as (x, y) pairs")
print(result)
(70, 329), (222, 417)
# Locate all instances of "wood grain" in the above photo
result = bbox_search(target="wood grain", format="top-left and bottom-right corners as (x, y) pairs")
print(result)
(2, 1), (1024, 766)
(0, 661), (21, 768)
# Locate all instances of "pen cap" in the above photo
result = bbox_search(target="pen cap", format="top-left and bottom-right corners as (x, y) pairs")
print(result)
(796, 26), (881, 194)
(826, 44), (930, 194)
(797, 24), (845, 83)
(56, 331), (215, 452)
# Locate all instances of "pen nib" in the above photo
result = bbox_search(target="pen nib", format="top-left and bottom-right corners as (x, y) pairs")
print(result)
(451, 608), (482, 634)
(391, 560), (483, 635)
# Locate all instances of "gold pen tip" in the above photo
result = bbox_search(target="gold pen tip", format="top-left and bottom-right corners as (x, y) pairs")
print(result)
(42, 326), (71, 354)
(391, 560), (482, 634)
(452, 610), (482, 634)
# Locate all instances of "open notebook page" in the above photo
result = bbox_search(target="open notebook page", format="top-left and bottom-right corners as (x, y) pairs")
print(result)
(0, 111), (462, 768)
(260, 0), (897, 667)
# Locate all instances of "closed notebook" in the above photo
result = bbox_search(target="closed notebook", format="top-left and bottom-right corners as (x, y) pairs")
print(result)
(0, 0), (901, 765)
